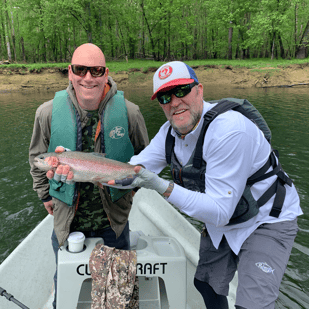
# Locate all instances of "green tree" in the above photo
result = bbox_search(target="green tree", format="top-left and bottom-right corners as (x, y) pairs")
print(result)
(1, 0), (309, 62)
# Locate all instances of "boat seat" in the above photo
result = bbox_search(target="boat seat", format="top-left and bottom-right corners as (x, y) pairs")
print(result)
(57, 235), (187, 309)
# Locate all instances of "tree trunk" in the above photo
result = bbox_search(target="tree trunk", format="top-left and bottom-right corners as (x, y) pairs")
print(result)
(294, 3), (298, 57)
(0, 18), (6, 59)
(87, 2), (92, 43)
(296, 21), (309, 59)
(228, 22), (233, 60)
(4, 23), (11, 62)
(108, 18), (114, 58)
(98, 8), (104, 54)
(140, 1), (157, 60)
(20, 36), (25, 62)
(278, 34), (285, 58)
(167, 15), (171, 60)
(9, 11), (16, 61)
(163, 33), (167, 60)
(193, 26), (198, 60)
(271, 33), (276, 60)
(141, 19), (145, 58)
(271, 40), (275, 60)
(3, 0), (13, 62)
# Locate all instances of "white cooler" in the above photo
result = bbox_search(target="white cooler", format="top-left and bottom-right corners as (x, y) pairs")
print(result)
(57, 234), (187, 309)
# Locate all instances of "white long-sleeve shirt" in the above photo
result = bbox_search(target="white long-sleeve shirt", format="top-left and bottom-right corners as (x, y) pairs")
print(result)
(129, 101), (302, 254)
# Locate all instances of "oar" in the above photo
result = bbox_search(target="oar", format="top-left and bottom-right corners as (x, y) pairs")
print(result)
(0, 287), (30, 309)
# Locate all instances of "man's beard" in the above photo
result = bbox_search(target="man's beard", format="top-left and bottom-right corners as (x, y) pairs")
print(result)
(170, 110), (202, 136)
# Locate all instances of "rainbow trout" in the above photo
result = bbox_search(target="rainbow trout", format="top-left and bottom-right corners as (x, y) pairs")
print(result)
(33, 151), (136, 184)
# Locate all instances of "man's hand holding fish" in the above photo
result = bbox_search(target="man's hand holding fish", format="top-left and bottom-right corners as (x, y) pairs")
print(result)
(40, 146), (173, 196)
(108, 166), (174, 198)
(34, 147), (138, 188)
(44, 146), (74, 184)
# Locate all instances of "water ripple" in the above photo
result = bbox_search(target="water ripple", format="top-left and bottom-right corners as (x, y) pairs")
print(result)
(0, 87), (308, 307)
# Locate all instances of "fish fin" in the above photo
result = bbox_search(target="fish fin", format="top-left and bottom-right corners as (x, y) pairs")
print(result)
(94, 181), (117, 189)
(94, 181), (127, 190)
(94, 182), (104, 189)
(90, 152), (106, 158)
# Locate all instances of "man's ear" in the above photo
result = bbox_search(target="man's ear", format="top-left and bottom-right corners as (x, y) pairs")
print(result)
(68, 65), (73, 81)
(197, 83), (204, 99)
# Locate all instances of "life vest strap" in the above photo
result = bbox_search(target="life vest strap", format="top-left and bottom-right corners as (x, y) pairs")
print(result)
(254, 152), (292, 218)
(269, 179), (287, 217)
(165, 99), (294, 221)
(75, 108), (83, 151)
(193, 100), (241, 168)
(165, 126), (174, 165)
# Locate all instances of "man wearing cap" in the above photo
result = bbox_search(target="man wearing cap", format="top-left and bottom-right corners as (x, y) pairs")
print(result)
(109, 61), (302, 308)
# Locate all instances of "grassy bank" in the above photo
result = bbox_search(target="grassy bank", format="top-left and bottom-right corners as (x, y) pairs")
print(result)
(1, 58), (309, 73)
(0, 57), (309, 92)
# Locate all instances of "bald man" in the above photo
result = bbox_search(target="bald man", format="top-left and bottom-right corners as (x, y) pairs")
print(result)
(29, 43), (149, 308)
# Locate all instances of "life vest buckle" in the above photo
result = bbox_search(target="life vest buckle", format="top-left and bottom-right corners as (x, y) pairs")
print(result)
(204, 109), (218, 122)
(277, 170), (293, 187)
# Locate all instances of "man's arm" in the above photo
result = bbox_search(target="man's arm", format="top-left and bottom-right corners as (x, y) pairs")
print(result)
(29, 100), (53, 204)
(129, 121), (170, 174)
(163, 182), (174, 198)
(115, 129), (259, 227)
(167, 129), (258, 227)
(125, 99), (149, 155)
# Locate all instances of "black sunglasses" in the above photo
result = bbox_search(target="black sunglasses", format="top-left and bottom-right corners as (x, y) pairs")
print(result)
(157, 82), (198, 104)
(71, 65), (106, 77)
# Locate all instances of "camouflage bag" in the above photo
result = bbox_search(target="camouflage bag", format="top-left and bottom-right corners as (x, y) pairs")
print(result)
(89, 244), (138, 309)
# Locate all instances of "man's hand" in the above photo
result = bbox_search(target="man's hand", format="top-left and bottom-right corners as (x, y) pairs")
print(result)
(108, 166), (173, 196)
(46, 146), (74, 184)
(44, 200), (54, 215)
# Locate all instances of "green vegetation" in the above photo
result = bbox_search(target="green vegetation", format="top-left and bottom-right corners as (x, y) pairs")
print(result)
(1, 0), (309, 63)
(1, 58), (309, 74)
(0, 63), (70, 70)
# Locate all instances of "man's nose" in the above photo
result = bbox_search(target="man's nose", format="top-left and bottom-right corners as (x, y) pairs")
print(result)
(170, 94), (182, 106)
(83, 70), (93, 80)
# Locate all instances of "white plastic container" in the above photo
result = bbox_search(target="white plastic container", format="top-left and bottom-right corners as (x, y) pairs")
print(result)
(67, 232), (85, 253)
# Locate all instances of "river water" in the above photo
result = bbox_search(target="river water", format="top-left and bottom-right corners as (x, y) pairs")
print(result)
(0, 84), (308, 308)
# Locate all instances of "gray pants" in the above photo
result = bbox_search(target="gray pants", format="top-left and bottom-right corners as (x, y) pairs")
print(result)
(195, 219), (298, 309)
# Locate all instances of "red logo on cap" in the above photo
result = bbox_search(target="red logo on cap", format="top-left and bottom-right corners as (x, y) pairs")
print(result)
(158, 65), (172, 79)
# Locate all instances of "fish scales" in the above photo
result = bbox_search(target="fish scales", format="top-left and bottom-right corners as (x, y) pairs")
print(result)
(33, 151), (136, 183)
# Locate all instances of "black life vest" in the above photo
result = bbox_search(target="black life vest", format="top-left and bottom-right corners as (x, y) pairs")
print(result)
(165, 99), (293, 226)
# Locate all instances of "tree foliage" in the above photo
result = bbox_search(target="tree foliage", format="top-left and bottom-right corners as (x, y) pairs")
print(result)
(1, 0), (309, 62)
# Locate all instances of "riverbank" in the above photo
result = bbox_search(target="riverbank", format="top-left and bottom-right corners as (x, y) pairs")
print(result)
(0, 63), (309, 93)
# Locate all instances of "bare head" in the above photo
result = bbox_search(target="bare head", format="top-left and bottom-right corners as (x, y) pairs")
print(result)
(68, 43), (109, 110)
(71, 43), (106, 66)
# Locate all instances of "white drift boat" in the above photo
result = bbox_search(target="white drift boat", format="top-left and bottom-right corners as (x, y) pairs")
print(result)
(0, 189), (237, 309)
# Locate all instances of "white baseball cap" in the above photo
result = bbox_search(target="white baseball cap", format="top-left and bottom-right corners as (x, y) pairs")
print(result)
(151, 61), (199, 100)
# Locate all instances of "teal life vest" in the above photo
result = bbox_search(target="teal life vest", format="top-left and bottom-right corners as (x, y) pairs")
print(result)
(166, 98), (293, 225)
(48, 90), (134, 206)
